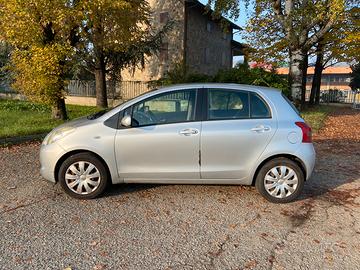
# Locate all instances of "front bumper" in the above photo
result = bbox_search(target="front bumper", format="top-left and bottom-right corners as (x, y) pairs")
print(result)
(39, 142), (66, 183)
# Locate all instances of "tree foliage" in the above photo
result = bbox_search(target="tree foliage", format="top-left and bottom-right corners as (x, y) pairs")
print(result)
(77, 0), (167, 108)
(0, 0), (80, 119)
(208, 0), (355, 106)
(350, 63), (360, 91)
(10, 44), (71, 105)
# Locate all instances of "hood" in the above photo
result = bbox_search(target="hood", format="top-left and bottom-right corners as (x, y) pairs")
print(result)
(53, 116), (93, 131)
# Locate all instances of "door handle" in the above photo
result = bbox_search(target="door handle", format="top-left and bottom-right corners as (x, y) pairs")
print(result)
(251, 125), (271, 133)
(179, 128), (199, 136)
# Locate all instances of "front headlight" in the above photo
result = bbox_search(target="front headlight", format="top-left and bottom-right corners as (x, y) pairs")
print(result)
(43, 126), (76, 145)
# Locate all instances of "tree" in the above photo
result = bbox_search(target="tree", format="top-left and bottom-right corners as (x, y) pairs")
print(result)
(309, 5), (359, 105)
(0, 42), (11, 89)
(308, 39), (325, 105)
(208, 0), (347, 106)
(0, 0), (80, 119)
(350, 63), (360, 92)
(78, 0), (160, 108)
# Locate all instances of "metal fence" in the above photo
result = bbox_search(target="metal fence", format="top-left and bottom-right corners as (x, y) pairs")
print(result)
(305, 89), (359, 104)
(66, 80), (151, 100)
(3, 80), (359, 106)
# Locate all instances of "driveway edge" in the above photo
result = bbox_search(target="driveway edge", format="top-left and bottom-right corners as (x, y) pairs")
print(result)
(0, 133), (47, 147)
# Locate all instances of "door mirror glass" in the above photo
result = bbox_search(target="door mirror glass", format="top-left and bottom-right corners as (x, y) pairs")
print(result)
(120, 115), (132, 127)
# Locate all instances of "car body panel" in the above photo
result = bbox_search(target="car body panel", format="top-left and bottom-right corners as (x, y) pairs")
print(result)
(39, 83), (316, 188)
(55, 121), (120, 183)
(115, 121), (201, 181)
(200, 117), (277, 179)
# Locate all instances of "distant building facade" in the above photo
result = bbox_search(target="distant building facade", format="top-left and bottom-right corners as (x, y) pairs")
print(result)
(277, 66), (352, 91)
(121, 0), (244, 82)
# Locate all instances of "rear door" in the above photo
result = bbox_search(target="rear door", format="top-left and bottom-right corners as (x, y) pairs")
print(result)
(200, 88), (277, 180)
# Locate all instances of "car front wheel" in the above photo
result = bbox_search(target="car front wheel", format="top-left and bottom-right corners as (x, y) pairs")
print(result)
(255, 157), (304, 203)
(58, 153), (108, 199)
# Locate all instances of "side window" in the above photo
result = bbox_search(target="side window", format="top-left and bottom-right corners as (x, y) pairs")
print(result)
(208, 89), (249, 120)
(250, 93), (271, 118)
(131, 89), (196, 126)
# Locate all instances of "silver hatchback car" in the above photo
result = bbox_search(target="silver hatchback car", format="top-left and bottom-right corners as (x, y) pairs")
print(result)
(40, 84), (315, 203)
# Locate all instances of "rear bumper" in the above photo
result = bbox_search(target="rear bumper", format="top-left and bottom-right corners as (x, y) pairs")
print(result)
(294, 143), (316, 180)
(39, 142), (66, 183)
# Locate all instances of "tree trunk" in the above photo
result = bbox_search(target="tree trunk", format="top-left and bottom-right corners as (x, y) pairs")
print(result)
(315, 72), (324, 106)
(310, 42), (324, 105)
(301, 52), (308, 108)
(289, 48), (307, 106)
(95, 51), (108, 108)
(51, 97), (67, 120)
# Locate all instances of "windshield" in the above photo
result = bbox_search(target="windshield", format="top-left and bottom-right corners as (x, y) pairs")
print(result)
(87, 88), (159, 120)
(87, 109), (111, 120)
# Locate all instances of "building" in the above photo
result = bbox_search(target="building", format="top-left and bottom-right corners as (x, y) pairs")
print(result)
(277, 66), (353, 91)
(121, 0), (245, 82)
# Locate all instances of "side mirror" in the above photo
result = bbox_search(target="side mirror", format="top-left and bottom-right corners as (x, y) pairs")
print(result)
(120, 115), (132, 127)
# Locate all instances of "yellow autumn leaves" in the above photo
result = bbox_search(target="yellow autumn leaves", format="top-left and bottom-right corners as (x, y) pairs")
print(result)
(0, 0), (151, 107)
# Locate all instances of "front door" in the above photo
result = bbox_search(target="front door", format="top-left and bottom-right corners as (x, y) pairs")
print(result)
(201, 88), (276, 180)
(115, 89), (201, 181)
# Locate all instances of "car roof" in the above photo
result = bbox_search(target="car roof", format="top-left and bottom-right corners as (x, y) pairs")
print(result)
(156, 83), (281, 94)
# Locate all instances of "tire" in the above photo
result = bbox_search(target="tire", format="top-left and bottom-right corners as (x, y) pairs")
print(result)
(58, 153), (108, 199)
(255, 157), (304, 203)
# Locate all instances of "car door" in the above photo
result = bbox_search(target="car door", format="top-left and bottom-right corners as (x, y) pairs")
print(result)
(200, 88), (276, 180)
(114, 89), (201, 181)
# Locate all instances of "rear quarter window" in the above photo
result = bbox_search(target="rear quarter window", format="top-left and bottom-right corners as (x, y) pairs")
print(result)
(250, 93), (271, 118)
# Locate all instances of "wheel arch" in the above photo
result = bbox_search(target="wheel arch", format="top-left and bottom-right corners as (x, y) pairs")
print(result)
(54, 149), (112, 183)
(251, 154), (307, 186)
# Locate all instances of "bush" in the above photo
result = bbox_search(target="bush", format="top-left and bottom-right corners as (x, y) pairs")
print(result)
(154, 62), (290, 96)
(153, 62), (212, 87)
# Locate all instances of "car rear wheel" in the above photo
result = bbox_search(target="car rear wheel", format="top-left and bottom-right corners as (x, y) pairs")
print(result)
(255, 157), (304, 203)
(58, 153), (108, 199)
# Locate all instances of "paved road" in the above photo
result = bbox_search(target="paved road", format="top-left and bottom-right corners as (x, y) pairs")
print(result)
(1, 107), (359, 270)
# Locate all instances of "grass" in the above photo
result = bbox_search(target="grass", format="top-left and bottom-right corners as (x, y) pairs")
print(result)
(0, 99), (100, 138)
(301, 105), (334, 132)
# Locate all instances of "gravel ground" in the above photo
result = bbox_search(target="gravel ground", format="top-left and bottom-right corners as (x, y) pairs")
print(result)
(0, 107), (359, 270)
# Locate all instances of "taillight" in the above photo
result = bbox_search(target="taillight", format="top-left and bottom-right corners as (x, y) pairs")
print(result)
(295, 122), (312, 143)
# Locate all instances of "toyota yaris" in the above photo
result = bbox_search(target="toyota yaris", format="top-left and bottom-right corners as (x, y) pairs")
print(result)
(40, 84), (315, 203)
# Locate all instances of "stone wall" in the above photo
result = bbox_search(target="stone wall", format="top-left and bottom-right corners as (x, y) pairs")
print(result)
(121, 0), (185, 82)
(121, 0), (235, 81)
(185, 3), (233, 76)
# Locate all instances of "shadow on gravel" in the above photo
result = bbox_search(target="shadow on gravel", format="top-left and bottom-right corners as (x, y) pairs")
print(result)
(104, 183), (166, 198)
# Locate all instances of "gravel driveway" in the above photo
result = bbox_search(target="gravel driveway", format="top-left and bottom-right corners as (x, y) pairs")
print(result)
(1, 107), (359, 270)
